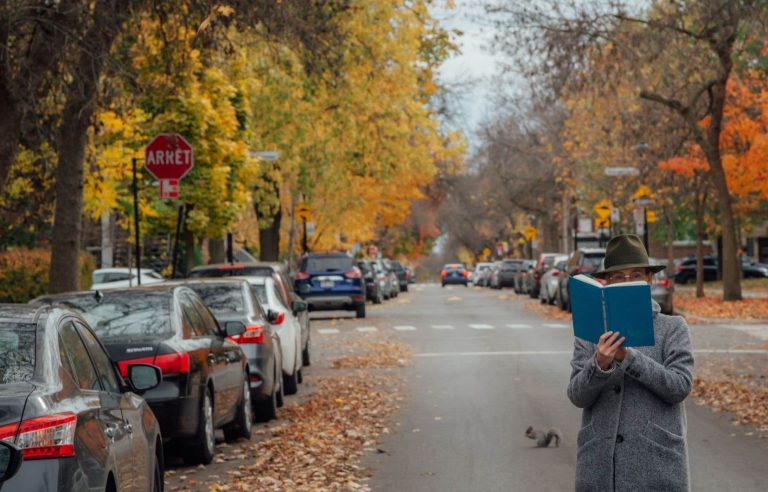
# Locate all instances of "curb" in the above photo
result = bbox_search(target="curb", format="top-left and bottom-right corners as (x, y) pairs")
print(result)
(675, 308), (768, 326)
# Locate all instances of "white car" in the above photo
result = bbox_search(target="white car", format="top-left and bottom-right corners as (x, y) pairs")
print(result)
(247, 276), (304, 395)
(539, 255), (569, 304)
(91, 268), (165, 290)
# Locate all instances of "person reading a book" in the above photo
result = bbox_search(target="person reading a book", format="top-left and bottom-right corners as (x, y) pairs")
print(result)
(567, 234), (694, 492)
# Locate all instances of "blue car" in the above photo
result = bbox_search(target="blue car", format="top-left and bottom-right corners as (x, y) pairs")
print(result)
(294, 253), (366, 318)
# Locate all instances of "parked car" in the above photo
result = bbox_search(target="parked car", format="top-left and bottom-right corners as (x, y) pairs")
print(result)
(91, 267), (164, 290)
(190, 261), (311, 369)
(294, 253), (367, 318)
(405, 265), (416, 284)
(675, 255), (768, 284)
(474, 262), (494, 287)
(441, 263), (469, 287)
(389, 260), (409, 292)
(381, 259), (400, 298)
(247, 276), (305, 395)
(488, 261), (503, 289)
(539, 255), (569, 304)
(373, 258), (399, 299)
(32, 285), (252, 465)
(514, 260), (536, 294)
(173, 278), (284, 421)
(649, 259), (674, 315)
(526, 253), (561, 299)
(369, 259), (396, 300)
(491, 259), (525, 289)
(0, 304), (164, 490)
(556, 248), (607, 311)
(358, 260), (383, 304)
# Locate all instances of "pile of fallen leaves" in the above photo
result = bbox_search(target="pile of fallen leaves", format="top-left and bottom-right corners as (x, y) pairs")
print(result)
(332, 341), (412, 369)
(674, 292), (768, 320)
(691, 378), (768, 434)
(523, 300), (572, 321)
(201, 341), (411, 491)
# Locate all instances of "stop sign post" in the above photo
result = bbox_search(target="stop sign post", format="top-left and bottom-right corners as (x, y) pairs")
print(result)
(144, 133), (194, 199)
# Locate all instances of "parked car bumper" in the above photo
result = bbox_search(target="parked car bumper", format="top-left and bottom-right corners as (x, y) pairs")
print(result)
(304, 294), (365, 311)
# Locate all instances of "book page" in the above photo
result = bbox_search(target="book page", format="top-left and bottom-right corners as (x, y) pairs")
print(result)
(572, 274), (603, 288)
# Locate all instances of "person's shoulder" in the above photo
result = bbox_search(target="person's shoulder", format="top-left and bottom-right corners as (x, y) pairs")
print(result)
(655, 312), (691, 336)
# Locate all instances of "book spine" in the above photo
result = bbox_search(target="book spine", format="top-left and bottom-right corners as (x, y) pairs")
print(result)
(601, 290), (607, 333)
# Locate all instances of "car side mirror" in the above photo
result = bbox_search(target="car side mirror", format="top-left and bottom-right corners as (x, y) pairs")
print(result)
(292, 300), (308, 314)
(127, 364), (162, 394)
(225, 321), (246, 337)
(0, 441), (22, 484)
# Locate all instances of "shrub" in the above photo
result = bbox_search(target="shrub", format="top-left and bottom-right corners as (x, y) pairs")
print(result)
(0, 249), (95, 303)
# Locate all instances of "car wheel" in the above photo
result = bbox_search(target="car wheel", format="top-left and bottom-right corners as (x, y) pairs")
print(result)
(556, 288), (565, 310)
(402, 284), (408, 293)
(283, 366), (299, 395)
(302, 338), (311, 367)
(275, 364), (285, 407)
(182, 388), (215, 465)
(151, 448), (163, 492)
(224, 378), (253, 442)
(253, 379), (278, 422)
(356, 303), (366, 318)
(297, 367), (304, 384)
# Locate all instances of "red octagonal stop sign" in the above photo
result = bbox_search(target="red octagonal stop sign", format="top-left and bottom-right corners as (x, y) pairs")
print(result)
(144, 133), (194, 180)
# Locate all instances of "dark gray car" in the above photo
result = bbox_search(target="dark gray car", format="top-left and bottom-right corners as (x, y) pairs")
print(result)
(0, 304), (164, 491)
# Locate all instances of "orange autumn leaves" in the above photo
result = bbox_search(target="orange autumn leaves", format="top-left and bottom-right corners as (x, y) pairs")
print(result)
(659, 71), (768, 217)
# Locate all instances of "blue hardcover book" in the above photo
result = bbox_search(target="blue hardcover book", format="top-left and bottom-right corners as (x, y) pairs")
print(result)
(569, 274), (655, 347)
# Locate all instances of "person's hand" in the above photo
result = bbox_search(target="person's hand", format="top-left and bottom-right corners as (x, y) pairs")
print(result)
(614, 346), (627, 362)
(595, 331), (626, 370)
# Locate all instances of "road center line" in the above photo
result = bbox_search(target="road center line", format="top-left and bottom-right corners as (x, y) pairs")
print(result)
(543, 323), (570, 328)
(506, 324), (532, 329)
(469, 324), (494, 330)
(394, 325), (417, 331)
(317, 328), (340, 335)
(356, 326), (378, 333)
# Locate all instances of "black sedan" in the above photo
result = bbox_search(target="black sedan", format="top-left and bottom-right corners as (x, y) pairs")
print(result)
(172, 278), (284, 422)
(32, 285), (252, 465)
(0, 304), (164, 491)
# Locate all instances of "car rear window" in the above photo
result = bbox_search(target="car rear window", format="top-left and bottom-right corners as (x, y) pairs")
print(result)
(251, 285), (268, 306)
(444, 264), (465, 271)
(55, 292), (173, 340)
(302, 256), (353, 272)
(501, 261), (521, 270)
(185, 284), (246, 315)
(0, 321), (36, 384)
(582, 255), (605, 268)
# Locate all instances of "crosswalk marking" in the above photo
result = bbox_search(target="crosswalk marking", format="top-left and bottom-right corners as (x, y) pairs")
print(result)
(469, 324), (494, 330)
(506, 323), (532, 329)
(432, 324), (455, 330)
(356, 326), (378, 333)
(543, 323), (569, 328)
(393, 325), (417, 331)
(317, 328), (340, 335)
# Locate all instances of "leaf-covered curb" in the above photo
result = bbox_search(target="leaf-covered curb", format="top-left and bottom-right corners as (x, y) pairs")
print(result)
(523, 299), (572, 321)
(692, 378), (768, 435)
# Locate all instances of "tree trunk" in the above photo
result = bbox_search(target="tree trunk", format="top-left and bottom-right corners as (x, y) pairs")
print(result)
(694, 185), (706, 299)
(48, 0), (129, 293)
(259, 207), (282, 261)
(0, 85), (20, 192)
(208, 237), (226, 263)
(663, 202), (675, 297)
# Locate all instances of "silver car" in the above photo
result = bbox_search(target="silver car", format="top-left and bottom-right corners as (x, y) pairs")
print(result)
(539, 255), (569, 304)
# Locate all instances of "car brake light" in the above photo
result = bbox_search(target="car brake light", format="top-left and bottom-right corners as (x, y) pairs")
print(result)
(232, 325), (265, 344)
(572, 267), (581, 274)
(552, 271), (560, 277)
(441, 271), (447, 277)
(655, 277), (670, 288)
(272, 312), (285, 325)
(295, 271), (310, 280)
(675, 266), (683, 272)
(0, 413), (76, 460)
(153, 352), (190, 375)
(463, 271), (469, 277)
(345, 267), (362, 279)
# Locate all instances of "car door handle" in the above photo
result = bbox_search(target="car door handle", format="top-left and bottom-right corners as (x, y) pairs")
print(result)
(125, 423), (133, 434)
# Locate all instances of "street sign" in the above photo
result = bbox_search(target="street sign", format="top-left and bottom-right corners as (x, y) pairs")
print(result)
(296, 203), (312, 221)
(610, 207), (620, 223)
(605, 167), (639, 177)
(145, 133), (194, 199)
(633, 185), (653, 199)
(646, 210), (657, 223)
(482, 247), (491, 258)
(523, 226), (538, 241)
(595, 217), (610, 229)
(593, 199), (611, 219)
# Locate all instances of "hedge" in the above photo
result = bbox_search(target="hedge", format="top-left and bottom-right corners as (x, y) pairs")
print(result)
(0, 249), (95, 303)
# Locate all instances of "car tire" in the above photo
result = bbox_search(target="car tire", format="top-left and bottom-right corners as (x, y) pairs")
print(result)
(302, 339), (311, 367)
(556, 288), (565, 310)
(151, 448), (163, 492)
(283, 366), (299, 395)
(224, 378), (253, 442)
(356, 303), (366, 319)
(182, 388), (215, 465)
(401, 284), (408, 293)
(275, 365), (285, 408)
(297, 367), (304, 384)
(253, 380), (278, 422)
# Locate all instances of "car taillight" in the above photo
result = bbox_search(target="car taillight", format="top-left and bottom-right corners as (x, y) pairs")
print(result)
(0, 413), (76, 460)
(655, 277), (670, 288)
(572, 267), (581, 274)
(404, 271), (409, 279)
(441, 271), (447, 277)
(232, 325), (265, 344)
(345, 267), (362, 279)
(552, 271), (560, 277)
(272, 312), (285, 325)
(153, 352), (190, 375)
(675, 266), (683, 272)
(295, 271), (310, 280)
(462, 271), (469, 277)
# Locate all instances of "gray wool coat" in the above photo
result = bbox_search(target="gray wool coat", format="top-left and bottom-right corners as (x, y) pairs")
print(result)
(567, 300), (694, 492)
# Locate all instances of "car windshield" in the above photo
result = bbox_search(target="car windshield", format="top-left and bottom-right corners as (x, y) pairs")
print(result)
(0, 321), (36, 384)
(54, 292), (173, 340)
(185, 284), (245, 314)
(303, 256), (353, 272)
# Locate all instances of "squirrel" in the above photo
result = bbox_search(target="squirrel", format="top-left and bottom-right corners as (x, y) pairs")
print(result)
(525, 426), (561, 448)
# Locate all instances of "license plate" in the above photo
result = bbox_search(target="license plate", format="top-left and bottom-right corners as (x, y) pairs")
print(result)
(321, 280), (334, 289)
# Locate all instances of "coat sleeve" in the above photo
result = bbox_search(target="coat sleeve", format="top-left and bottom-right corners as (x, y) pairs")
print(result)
(567, 337), (615, 408)
(621, 320), (694, 404)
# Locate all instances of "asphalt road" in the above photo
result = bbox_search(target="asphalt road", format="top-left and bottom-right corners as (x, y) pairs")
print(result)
(310, 283), (768, 491)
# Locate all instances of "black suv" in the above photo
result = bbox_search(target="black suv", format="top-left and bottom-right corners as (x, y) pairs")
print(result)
(294, 253), (366, 318)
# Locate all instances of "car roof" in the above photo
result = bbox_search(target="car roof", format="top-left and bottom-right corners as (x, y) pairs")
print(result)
(0, 303), (50, 322)
(93, 267), (158, 274)
(244, 276), (269, 286)
(33, 284), (184, 302)
(164, 278), (251, 287)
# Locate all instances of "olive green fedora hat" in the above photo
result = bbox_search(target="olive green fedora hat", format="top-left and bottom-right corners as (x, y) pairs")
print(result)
(594, 234), (665, 278)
